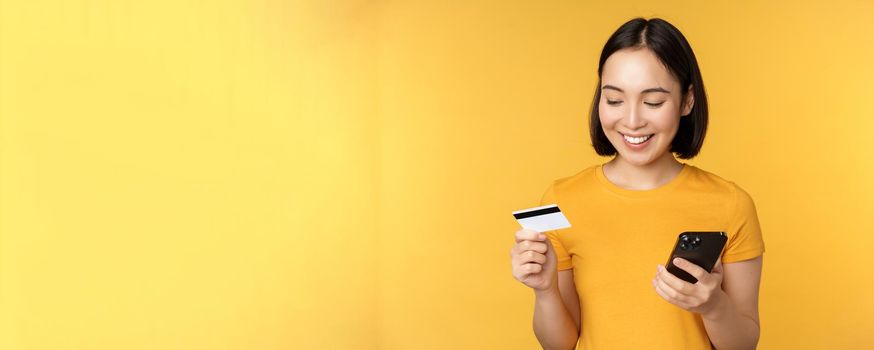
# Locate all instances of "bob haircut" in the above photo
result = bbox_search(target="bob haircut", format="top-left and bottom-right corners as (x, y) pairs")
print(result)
(590, 17), (708, 159)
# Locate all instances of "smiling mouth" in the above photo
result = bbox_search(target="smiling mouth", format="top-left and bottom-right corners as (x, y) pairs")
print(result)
(620, 132), (654, 145)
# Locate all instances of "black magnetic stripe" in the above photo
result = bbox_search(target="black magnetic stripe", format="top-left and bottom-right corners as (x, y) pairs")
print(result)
(513, 206), (561, 219)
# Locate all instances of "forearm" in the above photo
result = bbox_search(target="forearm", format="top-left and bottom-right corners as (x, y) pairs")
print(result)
(701, 290), (759, 350)
(533, 287), (578, 350)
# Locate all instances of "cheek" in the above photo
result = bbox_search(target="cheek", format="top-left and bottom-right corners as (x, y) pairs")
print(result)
(599, 104), (623, 129)
(649, 110), (681, 133)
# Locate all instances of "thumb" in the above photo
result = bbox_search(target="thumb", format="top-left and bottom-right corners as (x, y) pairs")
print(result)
(712, 257), (724, 273)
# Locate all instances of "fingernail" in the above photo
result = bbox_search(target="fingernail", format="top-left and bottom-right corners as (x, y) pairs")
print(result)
(673, 257), (682, 265)
(538, 234), (546, 240)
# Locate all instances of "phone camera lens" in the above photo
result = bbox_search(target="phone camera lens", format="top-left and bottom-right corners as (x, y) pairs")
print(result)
(680, 242), (689, 250)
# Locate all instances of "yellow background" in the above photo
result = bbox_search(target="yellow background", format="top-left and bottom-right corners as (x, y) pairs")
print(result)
(1, 0), (871, 349)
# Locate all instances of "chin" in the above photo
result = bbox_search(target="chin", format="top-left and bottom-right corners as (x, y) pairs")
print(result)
(619, 154), (657, 166)
(613, 145), (666, 166)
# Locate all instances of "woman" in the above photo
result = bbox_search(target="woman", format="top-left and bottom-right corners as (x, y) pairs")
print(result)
(510, 17), (765, 349)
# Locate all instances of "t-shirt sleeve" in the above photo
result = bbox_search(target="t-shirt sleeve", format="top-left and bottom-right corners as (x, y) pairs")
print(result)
(540, 182), (573, 271)
(721, 183), (766, 263)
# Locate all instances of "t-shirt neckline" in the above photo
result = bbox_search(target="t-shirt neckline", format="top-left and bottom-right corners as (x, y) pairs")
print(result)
(594, 162), (692, 198)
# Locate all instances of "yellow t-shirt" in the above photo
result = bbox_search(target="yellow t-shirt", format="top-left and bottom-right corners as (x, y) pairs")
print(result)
(541, 162), (765, 349)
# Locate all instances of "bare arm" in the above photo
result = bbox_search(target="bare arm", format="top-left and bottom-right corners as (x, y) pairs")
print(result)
(533, 269), (581, 350)
(512, 230), (580, 350)
(702, 256), (763, 349)
(652, 255), (763, 350)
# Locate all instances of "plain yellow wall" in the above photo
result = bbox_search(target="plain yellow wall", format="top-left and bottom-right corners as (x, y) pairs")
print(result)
(1, 0), (379, 349)
(2, 0), (873, 349)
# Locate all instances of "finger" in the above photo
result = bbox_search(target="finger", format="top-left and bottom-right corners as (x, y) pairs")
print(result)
(543, 238), (555, 253)
(672, 257), (708, 282)
(654, 275), (691, 306)
(515, 229), (546, 243)
(518, 240), (547, 254)
(656, 265), (694, 296)
(653, 278), (691, 308)
(653, 278), (674, 302)
(519, 263), (543, 277)
(517, 250), (547, 265)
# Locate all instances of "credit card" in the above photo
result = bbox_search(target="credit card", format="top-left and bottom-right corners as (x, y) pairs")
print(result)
(512, 204), (571, 232)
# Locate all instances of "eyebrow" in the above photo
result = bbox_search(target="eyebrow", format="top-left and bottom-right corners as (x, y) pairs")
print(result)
(601, 84), (671, 94)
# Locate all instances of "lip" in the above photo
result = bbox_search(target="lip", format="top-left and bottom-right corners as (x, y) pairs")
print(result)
(619, 132), (653, 138)
(619, 132), (654, 150)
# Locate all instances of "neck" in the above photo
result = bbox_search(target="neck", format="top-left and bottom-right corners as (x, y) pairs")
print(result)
(602, 153), (685, 190)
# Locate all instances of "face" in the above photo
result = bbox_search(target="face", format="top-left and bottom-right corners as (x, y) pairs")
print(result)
(598, 47), (694, 166)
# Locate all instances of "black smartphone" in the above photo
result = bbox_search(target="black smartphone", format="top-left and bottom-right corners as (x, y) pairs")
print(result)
(666, 231), (727, 283)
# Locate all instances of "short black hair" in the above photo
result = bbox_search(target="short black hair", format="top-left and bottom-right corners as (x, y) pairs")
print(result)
(590, 17), (708, 159)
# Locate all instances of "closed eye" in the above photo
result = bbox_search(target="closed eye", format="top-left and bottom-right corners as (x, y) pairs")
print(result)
(645, 101), (665, 107)
(606, 100), (622, 106)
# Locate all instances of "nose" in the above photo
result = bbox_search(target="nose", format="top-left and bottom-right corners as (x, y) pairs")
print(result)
(622, 103), (647, 130)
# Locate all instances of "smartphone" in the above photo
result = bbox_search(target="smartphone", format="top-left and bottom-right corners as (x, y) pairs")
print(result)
(666, 231), (727, 283)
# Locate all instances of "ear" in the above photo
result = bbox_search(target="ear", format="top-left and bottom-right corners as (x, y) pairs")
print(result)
(681, 85), (694, 117)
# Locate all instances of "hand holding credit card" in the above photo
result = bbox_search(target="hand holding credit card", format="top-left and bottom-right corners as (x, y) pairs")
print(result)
(512, 204), (571, 232)
(510, 203), (570, 292)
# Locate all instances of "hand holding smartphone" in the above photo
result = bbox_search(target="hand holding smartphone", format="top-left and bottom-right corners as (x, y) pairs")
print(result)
(665, 232), (727, 283)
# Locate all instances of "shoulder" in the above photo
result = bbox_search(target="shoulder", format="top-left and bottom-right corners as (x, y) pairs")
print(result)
(684, 165), (750, 197)
(686, 165), (758, 217)
(685, 165), (732, 188)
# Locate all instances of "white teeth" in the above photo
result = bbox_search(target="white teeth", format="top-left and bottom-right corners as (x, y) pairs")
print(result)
(623, 134), (652, 144)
